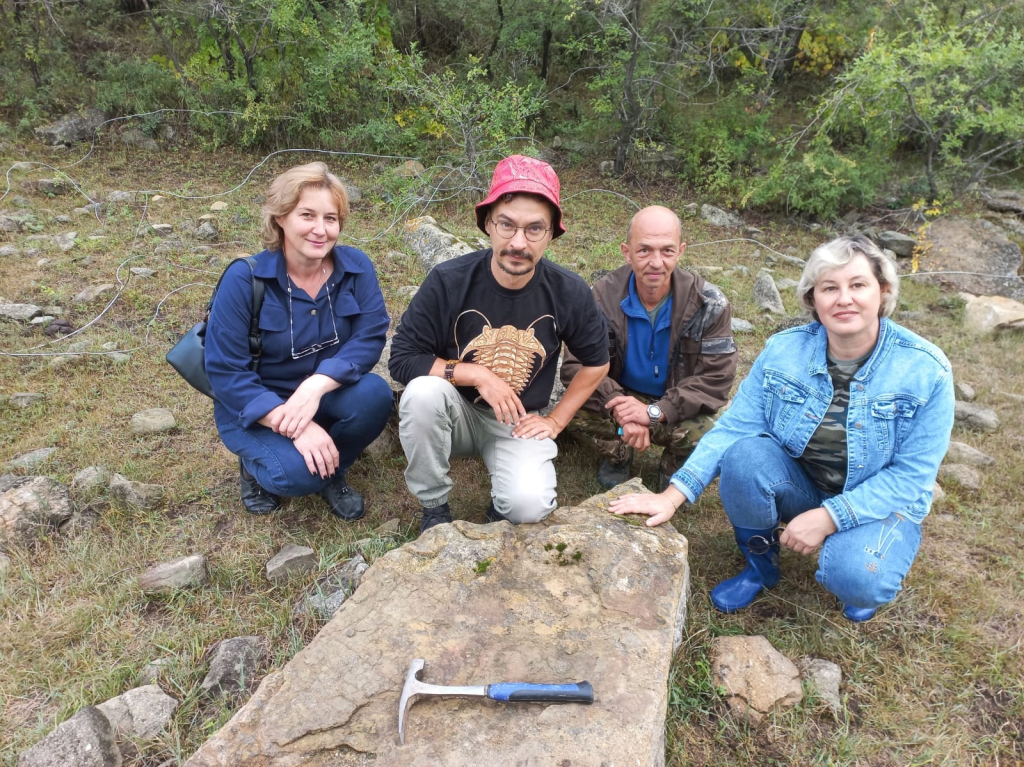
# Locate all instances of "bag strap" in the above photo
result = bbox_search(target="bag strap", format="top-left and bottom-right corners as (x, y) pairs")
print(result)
(205, 256), (266, 363)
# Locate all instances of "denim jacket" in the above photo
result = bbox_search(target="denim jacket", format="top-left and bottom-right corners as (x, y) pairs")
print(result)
(670, 319), (955, 531)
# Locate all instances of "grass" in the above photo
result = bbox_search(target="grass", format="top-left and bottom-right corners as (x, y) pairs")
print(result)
(1, 143), (1022, 766)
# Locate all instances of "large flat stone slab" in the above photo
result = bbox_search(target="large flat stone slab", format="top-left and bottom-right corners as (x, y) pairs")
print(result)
(184, 480), (689, 766)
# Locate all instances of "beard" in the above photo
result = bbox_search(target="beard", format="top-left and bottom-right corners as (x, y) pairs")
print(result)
(497, 247), (537, 277)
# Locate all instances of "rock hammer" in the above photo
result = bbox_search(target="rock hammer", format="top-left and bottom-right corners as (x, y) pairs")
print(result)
(398, 658), (593, 743)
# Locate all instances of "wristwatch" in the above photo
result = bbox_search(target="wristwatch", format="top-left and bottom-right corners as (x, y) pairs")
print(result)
(646, 403), (663, 427)
(444, 359), (459, 383)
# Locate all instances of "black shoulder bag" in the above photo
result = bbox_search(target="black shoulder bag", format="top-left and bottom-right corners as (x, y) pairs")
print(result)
(166, 256), (266, 400)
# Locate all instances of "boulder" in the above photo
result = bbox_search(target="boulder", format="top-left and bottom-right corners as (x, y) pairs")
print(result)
(919, 218), (1024, 300)
(96, 685), (179, 741)
(754, 269), (786, 314)
(963, 295), (1024, 335)
(0, 476), (73, 544)
(0, 215), (22, 232)
(700, 204), (744, 228)
(954, 381), (976, 402)
(402, 216), (475, 274)
(17, 706), (121, 767)
(139, 553), (208, 594)
(110, 474), (165, 510)
(877, 230), (916, 258)
(954, 402), (1000, 433)
(731, 318), (754, 334)
(945, 441), (995, 467)
(266, 544), (317, 582)
(200, 636), (264, 697)
(184, 480), (690, 766)
(293, 554), (368, 620)
(34, 109), (106, 146)
(984, 189), (1024, 216)
(711, 635), (803, 725)
(195, 221), (219, 242)
(31, 178), (75, 196)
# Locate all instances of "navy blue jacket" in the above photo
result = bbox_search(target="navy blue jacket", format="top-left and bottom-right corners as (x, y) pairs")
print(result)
(205, 246), (389, 429)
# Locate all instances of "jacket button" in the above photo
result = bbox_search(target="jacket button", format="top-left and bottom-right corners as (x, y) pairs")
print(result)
(856, 384), (864, 391)
(311, 309), (317, 316)
(854, 422), (863, 429)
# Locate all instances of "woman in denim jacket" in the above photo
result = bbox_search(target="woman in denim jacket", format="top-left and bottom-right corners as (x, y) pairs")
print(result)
(611, 235), (955, 622)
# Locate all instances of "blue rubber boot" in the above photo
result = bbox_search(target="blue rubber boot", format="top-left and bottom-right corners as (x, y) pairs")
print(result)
(842, 604), (878, 622)
(711, 526), (781, 613)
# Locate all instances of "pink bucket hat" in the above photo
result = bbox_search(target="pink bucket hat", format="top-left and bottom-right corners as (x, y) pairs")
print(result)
(475, 155), (566, 238)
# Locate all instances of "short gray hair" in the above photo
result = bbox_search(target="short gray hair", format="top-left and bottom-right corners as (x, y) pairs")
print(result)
(797, 235), (900, 321)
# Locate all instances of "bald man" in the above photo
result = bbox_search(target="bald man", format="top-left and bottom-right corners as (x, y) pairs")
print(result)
(561, 206), (738, 491)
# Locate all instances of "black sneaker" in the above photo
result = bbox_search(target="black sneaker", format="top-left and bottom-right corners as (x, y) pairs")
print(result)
(419, 502), (453, 535)
(485, 501), (504, 523)
(239, 459), (281, 515)
(597, 456), (633, 490)
(319, 476), (365, 521)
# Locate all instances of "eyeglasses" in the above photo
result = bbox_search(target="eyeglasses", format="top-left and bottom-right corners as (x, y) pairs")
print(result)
(287, 279), (340, 359)
(747, 526), (785, 555)
(488, 217), (551, 242)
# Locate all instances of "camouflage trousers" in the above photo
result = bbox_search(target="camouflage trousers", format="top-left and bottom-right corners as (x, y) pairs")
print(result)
(567, 397), (717, 478)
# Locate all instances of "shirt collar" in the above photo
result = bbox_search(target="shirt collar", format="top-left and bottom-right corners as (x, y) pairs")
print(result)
(251, 245), (366, 290)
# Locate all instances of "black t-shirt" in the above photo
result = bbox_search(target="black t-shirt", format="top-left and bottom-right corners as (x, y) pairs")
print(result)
(389, 249), (609, 412)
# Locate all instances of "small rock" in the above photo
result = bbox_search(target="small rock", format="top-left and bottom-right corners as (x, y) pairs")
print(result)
(9, 392), (45, 408)
(725, 265), (750, 277)
(342, 181), (362, 205)
(363, 428), (399, 460)
(102, 342), (119, 351)
(945, 441), (995, 467)
(375, 518), (401, 537)
(149, 224), (174, 237)
(138, 658), (173, 686)
(386, 250), (409, 260)
(54, 215), (72, 224)
(200, 636), (263, 697)
(954, 402), (1000, 433)
(294, 554), (368, 620)
(0, 303), (43, 321)
(195, 220), (218, 241)
(108, 352), (131, 364)
(932, 483), (946, 503)
(754, 269), (786, 314)
(67, 341), (91, 353)
(130, 408), (176, 435)
(32, 177), (75, 196)
(48, 355), (81, 370)
(598, 160), (615, 174)
(701, 204), (744, 228)
(0, 245), (18, 257)
(9, 161), (33, 172)
(16, 706), (121, 767)
(876, 231), (916, 258)
(0, 215), (21, 233)
(210, 201), (228, 211)
(798, 657), (842, 715)
(118, 128), (159, 152)
(198, 214), (216, 222)
(139, 553), (207, 593)
(7, 448), (57, 470)
(74, 284), (116, 304)
(712, 635), (803, 725)
(397, 285), (419, 298)
(0, 475), (73, 544)
(266, 543), (317, 582)
(954, 381), (976, 402)
(396, 160), (426, 178)
(731, 318), (754, 334)
(55, 232), (77, 251)
(150, 195), (166, 203)
(937, 464), (982, 491)
(110, 474), (165, 511)
(96, 684), (178, 741)
(682, 203), (699, 216)
(108, 191), (134, 203)
(744, 226), (764, 237)
(775, 278), (799, 290)
(73, 466), (111, 493)
(30, 315), (55, 325)
(0, 552), (10, 573)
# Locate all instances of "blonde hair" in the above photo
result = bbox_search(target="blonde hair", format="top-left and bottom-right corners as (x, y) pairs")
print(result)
(260, 162), (350, 251)
(797, 235), (900, 321)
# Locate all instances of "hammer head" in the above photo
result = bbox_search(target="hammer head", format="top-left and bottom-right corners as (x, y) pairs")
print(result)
(398, 658), (426, 745)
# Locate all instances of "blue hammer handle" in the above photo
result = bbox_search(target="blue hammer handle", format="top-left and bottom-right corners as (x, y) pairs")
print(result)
(486, 681), (594, 703)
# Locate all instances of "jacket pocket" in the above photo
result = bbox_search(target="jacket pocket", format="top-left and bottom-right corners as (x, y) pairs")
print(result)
(762, 372), (811, 438)
(871, 396), (920, 453)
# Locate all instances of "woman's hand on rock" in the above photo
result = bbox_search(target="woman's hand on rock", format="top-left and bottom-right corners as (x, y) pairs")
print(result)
(608, 486), (686, 527)
(292, 422), (339, 478)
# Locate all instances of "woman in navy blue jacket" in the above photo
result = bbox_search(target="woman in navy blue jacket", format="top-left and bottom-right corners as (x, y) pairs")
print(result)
(610, 235), (954, 622)
(205, 162), (392, 520)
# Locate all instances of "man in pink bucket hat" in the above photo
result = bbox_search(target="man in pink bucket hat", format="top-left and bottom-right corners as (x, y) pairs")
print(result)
(389, 155), (610, 534)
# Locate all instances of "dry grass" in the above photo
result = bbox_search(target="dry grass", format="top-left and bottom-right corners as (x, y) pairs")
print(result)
(1, 144), (1022, 766)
